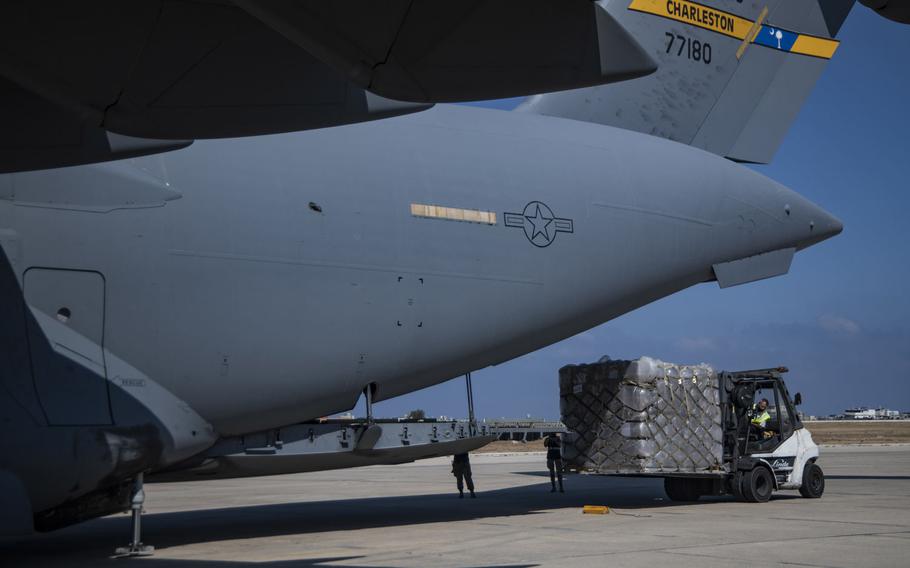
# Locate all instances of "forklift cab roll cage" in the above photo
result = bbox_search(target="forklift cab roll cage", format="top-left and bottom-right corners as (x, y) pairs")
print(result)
(719, 367), (803, 468)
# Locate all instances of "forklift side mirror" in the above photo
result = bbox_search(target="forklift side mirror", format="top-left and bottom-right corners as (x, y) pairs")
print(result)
(794, 392), (802, 406)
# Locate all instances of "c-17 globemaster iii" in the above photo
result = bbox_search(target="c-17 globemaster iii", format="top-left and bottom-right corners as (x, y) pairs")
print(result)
(3, 0), (901, 550)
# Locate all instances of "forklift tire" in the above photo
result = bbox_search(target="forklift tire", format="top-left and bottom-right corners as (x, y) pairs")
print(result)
(731, 472), (744, 501)
(799, 462), (825, 498)
(741, 466), (773, 503)
(664, 477), (701, 501)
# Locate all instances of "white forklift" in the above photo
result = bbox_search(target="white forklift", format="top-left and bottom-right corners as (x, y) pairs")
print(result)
(664, 368), (824, 503)
(560, 360), (825, 503)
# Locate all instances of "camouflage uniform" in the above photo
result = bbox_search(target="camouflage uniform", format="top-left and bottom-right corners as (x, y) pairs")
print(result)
(545, 434), (564, 492)
(452, 453), (475, 498)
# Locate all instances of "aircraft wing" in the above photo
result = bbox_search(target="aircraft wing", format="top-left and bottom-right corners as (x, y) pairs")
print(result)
(0, 0), (655, 173)
(235, 0), (657, 103)
(0, 0), (452, 140)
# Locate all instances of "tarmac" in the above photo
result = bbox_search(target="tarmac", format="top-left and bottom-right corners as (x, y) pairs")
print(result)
(2, 444), (909, 567)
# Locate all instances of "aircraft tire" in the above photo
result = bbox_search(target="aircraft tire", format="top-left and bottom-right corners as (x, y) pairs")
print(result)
(741, 466), (773, 503)
(799, 462), (825, 498)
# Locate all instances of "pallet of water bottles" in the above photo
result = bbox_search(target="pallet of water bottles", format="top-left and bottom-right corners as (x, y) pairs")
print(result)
(559, 356), (724, 475)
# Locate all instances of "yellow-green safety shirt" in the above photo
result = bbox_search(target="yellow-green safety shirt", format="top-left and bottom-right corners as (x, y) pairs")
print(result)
(751, 410), (771, 428)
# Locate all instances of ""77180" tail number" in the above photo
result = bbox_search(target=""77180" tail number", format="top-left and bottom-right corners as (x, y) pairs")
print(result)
(665, 32), (712, 64)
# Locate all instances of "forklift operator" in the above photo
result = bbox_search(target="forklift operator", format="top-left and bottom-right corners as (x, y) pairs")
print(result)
(750, 398), (774, 439)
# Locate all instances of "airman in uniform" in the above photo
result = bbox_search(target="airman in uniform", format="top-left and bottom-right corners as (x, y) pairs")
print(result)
(452, 453), (475, 498)
(545, 433), (565, 493)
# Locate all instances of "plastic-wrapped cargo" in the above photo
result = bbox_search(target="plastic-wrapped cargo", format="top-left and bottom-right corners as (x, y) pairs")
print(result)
(559, 356), (724, 474)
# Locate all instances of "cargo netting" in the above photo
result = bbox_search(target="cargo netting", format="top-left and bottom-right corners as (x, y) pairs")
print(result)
(559, 356), (723, 474)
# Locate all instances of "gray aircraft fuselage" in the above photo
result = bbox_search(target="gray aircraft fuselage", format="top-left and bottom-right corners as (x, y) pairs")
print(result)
(0, 104), (840, 529)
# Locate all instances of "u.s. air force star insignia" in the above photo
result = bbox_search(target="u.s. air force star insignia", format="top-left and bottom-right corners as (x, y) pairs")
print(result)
(504, 201), (574, 247)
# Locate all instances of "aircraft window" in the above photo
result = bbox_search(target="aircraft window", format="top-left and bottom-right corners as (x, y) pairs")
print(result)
(56, 307), (71, 323)
(410, 203), (497, 225)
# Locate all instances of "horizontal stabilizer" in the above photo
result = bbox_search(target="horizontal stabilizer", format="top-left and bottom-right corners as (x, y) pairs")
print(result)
(712, 248), (795, 288)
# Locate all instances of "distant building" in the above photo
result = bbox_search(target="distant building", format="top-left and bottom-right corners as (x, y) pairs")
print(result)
(844, 407), (876, 420)
(842, 407), (901, 420)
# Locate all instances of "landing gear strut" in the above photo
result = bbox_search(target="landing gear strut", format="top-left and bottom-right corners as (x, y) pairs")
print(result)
(364, 384), (375, 426)
(114, 472), (154, 557)
(465, 372), (476, 436)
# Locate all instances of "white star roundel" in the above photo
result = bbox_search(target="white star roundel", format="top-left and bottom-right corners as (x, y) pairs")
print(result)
(503, 201), (574, 247)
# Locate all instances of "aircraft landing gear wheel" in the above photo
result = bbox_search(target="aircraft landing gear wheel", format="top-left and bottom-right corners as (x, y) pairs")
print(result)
(664, 477), (701, 501)
(741, 466), (773, 503)
(799, 462), (825, 498)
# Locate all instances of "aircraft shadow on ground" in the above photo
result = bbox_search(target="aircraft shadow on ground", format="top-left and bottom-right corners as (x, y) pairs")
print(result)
(4, 554), (538, 568)
(0, 474), (779, 565)
(826, 475), (910, 480)
(73, 558), (536, 568)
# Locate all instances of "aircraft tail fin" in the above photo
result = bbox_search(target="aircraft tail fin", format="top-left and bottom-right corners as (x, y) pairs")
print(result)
(518, 0), (855, 164)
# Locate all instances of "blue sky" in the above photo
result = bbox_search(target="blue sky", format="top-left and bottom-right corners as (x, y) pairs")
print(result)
(362, 6), (910, 420)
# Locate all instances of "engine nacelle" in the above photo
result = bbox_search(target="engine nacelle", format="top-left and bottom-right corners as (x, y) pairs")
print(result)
(861, 0), (910, 24)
